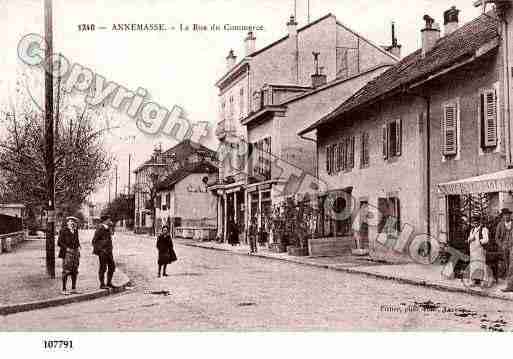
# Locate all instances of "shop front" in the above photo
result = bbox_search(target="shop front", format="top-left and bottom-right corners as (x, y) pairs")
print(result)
(246, 182), (273, 247)
(437, 169), (513, 274)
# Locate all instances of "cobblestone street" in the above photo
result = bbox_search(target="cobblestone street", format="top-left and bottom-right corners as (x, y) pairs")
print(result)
(2, 232), (513, 331)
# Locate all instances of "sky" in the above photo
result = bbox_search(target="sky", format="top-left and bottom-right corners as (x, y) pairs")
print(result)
(1, 0), (482, 204)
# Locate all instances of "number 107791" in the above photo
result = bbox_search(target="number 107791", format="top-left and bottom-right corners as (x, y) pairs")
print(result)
(43, 340), (73, 350)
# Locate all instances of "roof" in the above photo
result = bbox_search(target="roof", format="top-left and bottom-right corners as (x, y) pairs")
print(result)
(134, 139), (217, 173)
(217, 13), (397, 89)
(299, 12), (500, 135)
(156, 162), (218, 191)
(215, 14), (335, 89)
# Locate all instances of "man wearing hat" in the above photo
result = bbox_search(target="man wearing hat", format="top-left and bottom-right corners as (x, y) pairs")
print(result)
(92, 215), (116, 289)
(496, 208), (513, 289)
(57, 216), (81, 295)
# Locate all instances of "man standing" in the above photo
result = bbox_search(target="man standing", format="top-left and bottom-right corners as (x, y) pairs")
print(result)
(92, 215), (116, 289)
(497, 208), (513, 292)
(57, 216), (81, 295)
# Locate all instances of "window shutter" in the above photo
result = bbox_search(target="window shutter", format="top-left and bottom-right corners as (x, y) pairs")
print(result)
(337, 142), (342, 172)
(382, 124), (388, 159)
(395, 119), (402, 156)
(360, 134), (365, 167)
(326, 146), (331, 174)
(334, 143), (339, 173)
(394, 198), (401, 231)
(342, 139), (347, 170)
(442, 104), (458, 156)
(349, 136), (355, 169)
(482, 90), (498, 148)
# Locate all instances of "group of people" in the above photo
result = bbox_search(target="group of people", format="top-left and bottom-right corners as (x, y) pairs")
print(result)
(57, 216), (178, 294)
(465, 208), (513, 291)
(57, 215), (117, 295)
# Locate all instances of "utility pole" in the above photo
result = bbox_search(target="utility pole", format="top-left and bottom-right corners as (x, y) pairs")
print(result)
(115, 165), (118, 198)
(44, 0), (55, 278)
(128, 154), (131, 196)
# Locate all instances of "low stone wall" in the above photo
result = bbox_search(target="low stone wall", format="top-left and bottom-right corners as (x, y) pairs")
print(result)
(308, 236), (354, 257)
(0, 231), (26, 254)
(175, 227), (217, 241)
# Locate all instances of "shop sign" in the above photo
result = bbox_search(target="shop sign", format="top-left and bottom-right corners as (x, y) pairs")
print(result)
(438, 177), (513, 195)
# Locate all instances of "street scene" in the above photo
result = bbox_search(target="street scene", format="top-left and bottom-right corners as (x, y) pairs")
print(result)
(2, 0), (513, 341)
(2, 230), (513, 331)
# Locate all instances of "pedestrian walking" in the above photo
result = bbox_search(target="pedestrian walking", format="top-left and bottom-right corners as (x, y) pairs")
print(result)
(248, 217), (258, 254)
(157, 225), (177, 277)
(92, 215), (117, 289)
(467, 216), (489, 287)
(57, 216), (81, 295)
(496, 208), (513, 279)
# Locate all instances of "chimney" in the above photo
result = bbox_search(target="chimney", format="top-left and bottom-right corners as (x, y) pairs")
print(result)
(311, 52), (327, 88)
(287, 15), (299, 84)
(287, 14), (298, 36)
(244, 31), (256, 56)
(226, 49), (236, 70)
(386, 22), (402, 58)
(421, 15), (441, 58)
(443, 6), (460, 36)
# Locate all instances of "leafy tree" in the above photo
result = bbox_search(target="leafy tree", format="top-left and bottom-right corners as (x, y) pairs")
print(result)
(102, 194), (135, 225)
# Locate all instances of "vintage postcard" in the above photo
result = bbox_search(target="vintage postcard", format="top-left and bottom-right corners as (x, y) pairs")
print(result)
(1, 0), (513, 355)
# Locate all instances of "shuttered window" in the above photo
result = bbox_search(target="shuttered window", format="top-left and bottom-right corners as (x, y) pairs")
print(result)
(383, 120), (402, 160)
(382, 124), (388, 159)
(326, 145), (333, 175)
(347, 136), (355, 169)
(361, 132), (370, 167)
(481, 89), (498, 148)
(442, 104), (458, 156)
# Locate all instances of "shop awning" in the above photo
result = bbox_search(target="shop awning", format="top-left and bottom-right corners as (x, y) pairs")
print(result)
(438, 169), (513, 195)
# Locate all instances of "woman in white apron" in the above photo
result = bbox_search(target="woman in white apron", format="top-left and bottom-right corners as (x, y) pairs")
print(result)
(467, 217), (489, 287)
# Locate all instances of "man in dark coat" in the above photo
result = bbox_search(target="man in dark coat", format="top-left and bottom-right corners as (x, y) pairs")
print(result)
(496, 208), (513, 279)
(92, 215), (116, 289)
(57, 216), (81, 294)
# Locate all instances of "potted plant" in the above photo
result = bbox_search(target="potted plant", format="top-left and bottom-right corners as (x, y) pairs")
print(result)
(269, 203), (287, 253)
(286, 196), (317, 256)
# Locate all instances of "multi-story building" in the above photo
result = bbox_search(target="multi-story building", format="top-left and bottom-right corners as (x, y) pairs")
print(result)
(211, 13), (399, 244)
(134, 140), (217, 234)
(300, 3), (513, 262)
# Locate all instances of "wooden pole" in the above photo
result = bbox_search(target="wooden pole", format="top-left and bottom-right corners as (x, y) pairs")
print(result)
(44, 0), (55, 278)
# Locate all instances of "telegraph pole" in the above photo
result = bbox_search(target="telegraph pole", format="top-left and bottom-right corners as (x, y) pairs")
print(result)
(115, 165), (118, 198)
(44, 0), (55, 278)
(128, 154), (131, 196)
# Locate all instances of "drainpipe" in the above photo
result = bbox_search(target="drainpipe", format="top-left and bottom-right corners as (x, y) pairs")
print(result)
(424, 96), (431, 236)
(503, 19), (512, 167)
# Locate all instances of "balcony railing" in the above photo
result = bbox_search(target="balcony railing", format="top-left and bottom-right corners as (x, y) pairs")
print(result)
(215, 119), (237, 140)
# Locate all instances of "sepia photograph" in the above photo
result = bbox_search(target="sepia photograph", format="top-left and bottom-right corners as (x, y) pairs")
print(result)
(1, 0), (513, 355)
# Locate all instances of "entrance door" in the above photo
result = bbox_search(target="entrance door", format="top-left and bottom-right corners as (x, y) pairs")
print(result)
(447, 195), (469, 255)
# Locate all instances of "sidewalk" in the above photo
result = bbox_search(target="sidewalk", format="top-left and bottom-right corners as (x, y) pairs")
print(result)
(176, 238), (513, 302)
(0, 234), (130, 315)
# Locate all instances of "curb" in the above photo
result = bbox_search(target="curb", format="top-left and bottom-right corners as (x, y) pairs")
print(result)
(178, 241), (513, 303)
(0, 275), (132, 316)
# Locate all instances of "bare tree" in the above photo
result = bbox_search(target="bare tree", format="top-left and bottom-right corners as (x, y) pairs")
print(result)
(0, 70), (113, 219)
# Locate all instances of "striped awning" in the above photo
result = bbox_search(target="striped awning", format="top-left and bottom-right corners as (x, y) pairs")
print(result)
(438, 169), (513, 195)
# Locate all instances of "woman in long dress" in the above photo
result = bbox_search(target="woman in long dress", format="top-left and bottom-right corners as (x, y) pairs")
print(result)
(467, 216), (489, 287)
(156, 226), (177, 277)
